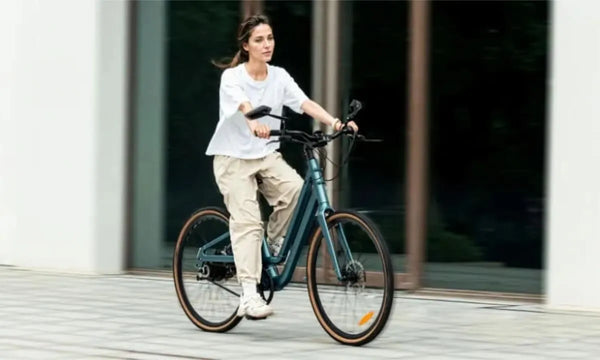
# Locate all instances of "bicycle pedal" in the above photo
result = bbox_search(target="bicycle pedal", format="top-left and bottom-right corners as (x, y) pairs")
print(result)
(245, 314), (269, 321)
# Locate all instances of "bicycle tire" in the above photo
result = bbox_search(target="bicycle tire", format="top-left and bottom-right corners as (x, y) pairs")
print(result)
(306, 210), (394, 345)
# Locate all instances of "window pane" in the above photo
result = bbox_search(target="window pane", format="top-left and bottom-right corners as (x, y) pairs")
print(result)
(166, 1), (239, 269)
(344, 0), (409, 273)
(425, 1), (549, 293)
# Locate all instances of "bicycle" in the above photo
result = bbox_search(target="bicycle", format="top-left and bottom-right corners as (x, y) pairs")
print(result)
(173, 100), (394, 346)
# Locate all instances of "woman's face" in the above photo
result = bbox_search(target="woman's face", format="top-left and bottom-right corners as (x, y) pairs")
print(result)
(243, 24), (275, 63)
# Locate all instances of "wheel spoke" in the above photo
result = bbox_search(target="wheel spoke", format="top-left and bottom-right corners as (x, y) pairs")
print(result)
(208, 279), (240, 297)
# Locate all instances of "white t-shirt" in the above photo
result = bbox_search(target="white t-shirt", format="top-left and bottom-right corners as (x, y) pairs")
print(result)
(205, 63), (309, 159)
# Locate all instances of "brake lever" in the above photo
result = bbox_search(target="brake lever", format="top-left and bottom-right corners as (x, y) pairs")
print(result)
(345, 100), (363, 122)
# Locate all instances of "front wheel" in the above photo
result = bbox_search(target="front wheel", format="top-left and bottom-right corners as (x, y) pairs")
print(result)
(306, 211), (394, 346)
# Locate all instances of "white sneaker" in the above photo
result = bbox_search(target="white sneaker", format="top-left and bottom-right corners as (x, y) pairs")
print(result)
(268, 237), (284, 257)
(237, 294), (273, 320)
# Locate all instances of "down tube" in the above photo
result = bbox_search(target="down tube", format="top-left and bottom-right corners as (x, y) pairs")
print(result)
(273, 190), (319, 290)
(263, 176), (314, 270)
(273, 157), (327, 289)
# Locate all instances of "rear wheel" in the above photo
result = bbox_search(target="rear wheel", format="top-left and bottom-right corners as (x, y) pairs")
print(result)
(173, 207), (242, 332)
(306, 211), (394, 346)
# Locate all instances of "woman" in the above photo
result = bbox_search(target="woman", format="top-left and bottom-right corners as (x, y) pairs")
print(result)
(206, 14), (358, 320)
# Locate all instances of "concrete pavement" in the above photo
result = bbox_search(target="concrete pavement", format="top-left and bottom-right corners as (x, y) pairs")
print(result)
(1, 266), (599, 359)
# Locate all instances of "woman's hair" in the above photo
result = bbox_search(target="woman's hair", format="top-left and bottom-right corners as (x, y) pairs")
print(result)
(212, 14), (271, 69)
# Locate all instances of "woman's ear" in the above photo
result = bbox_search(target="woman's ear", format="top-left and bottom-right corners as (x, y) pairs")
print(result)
(242, 42), (249, 52)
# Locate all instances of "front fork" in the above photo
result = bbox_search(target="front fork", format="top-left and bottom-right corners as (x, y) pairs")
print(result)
(310, 158), (355, 281)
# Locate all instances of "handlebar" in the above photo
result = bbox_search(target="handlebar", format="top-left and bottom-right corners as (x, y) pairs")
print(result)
(267, 125), (380, 148)
(251, 99), (382, 147)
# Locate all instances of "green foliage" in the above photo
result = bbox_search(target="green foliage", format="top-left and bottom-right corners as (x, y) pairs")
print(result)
(427, 230), (483, 263)
(426, 198), (482, 262)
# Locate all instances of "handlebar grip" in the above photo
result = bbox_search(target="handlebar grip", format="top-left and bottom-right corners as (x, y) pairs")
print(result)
(269, 130), (282, 136)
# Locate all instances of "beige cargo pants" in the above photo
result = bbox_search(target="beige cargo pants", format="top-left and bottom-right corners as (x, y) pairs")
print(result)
(213, 152), (304, 283)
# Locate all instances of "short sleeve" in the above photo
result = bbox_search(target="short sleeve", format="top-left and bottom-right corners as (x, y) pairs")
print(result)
(220, 69), (250, 119)
(282, 69), (309, 113)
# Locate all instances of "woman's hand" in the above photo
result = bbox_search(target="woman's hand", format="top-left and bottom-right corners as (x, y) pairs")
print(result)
(333, 118), (358, 133)
(346, 120), (358, 132)
(248, 120), (271, 138)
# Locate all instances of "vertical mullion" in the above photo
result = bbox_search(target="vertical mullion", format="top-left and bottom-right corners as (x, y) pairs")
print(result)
(241, 0), (263, 20)
(406, 0), (430, 290)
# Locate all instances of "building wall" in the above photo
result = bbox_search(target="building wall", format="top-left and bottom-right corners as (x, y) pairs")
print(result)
(546, 0), (600, 310)
(0, 0), (128, 273)
(0, 0), (19, 266)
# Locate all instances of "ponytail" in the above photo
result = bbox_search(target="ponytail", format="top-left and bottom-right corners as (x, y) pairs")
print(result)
(212, 50), (247, 69)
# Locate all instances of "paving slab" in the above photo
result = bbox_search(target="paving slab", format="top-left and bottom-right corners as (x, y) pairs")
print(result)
(1, 266), (599, 359)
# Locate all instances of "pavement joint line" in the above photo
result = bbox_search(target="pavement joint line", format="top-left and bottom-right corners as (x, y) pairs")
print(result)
(91, 346), (217, 360)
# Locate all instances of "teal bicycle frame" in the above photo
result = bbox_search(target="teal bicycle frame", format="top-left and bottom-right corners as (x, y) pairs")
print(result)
(197, 148), (353, 291)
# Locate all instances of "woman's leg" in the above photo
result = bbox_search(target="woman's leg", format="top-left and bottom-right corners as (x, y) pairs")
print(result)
(213, 155), (274, 319)
(258, 152), (304, 245)
(213, 155), (263, 283)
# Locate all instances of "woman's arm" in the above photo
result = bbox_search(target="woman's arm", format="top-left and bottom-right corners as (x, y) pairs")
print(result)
(301, 100), (339, 129)
(239, 101), (271, 138)
(301, 100), (358, 132)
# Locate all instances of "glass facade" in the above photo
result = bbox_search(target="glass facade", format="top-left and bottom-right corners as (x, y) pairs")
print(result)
(164, 0), (241, 265)
(342, 0), (409, 274)
(130, 0), (548, 295)
(262, 1), (313, 177)
(424, 1), (548, 293)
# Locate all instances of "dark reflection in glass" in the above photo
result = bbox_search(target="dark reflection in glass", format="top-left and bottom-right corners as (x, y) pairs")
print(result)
(165, 1), (240, 254)
(159, 1), (548, 294)
(262, 1), (312, 177)
(344, 0), (409, 268)
(164, 1), (312, 260)
(425, 1), (548, 293)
